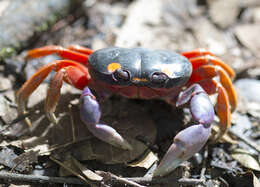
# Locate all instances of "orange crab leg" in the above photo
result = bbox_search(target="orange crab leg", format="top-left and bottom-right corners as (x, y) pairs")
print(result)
(181, 48), (215, 59)
(44, 69), (64, 123)
(189, 56), (235, 80)
(182, 49), (235, 80)
(67, 45), (94, 55)
(198, 79), (231, 138)
(16, 60), (91, 126)
(26, 45), (91, 65)
(189, 65), (237, 112)
(44, 65), (90, 123)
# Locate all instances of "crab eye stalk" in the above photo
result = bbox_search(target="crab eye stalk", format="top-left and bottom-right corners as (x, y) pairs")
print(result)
(113, 69), (130, 82)
(151, 72), (168, 85)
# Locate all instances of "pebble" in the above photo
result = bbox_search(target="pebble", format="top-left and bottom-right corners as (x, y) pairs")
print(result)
(235, 79), (260, 103)
(208, 0), (239, 29)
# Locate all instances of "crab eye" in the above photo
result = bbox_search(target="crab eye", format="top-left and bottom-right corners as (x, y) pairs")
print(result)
(151, 72), (168, 84)
(113, 69), (130, 81)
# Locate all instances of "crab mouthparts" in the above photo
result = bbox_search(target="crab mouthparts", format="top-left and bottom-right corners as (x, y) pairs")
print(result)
(132, 77), (148, 82)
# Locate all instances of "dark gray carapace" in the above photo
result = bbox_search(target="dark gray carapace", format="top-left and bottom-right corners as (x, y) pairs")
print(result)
(88, 47), (192, 88)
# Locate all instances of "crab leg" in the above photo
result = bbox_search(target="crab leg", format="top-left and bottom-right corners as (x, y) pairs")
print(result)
(188, 65), (237, 112)
(26, 45), (93, 65)
(198, 79), (231, 138)
(154, 84), (213, 176)
(181, 48), (215, 59)
(182, 49), (235, 80)
(80, 87), (133, 150)
(67, 45), (94, 55)
(16, 60), (90, 126)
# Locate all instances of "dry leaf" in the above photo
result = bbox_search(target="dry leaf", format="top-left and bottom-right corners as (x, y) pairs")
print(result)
(128, 151), (158, 169)
(231, 152), (260, 171)
(72, 157), (103, 181)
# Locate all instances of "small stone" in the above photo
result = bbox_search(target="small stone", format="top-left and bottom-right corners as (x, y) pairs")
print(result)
(235, 79), (260, 103)
(234, 24), (260, 55)
(208, 0), (239, 29)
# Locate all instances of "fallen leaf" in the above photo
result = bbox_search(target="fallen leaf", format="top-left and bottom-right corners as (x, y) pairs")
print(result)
(231, 151), (260, 171)
(13, 150), (39, 171)
(128, 151), (158, 169)
(72, 157), (103, 181)
(0, 146), (29, 172)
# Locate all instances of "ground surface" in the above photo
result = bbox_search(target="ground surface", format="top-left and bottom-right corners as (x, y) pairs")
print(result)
(0, 0), (260, 186)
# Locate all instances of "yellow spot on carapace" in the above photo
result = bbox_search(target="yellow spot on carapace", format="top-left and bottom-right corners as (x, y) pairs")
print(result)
(132, 77), (148, 82)
(107, 62), (121, 72)
(161, 68), (172, 77)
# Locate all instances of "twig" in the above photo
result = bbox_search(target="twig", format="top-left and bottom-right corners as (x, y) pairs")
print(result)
(201, 146), (208, 178)
(229, 128), (260, 153)
(0, 171), (205, 186)
(125, 176), (205, 186)
(0, 171), (85, 185)
(178, 178), (206, 185)
(97, 171), (146, 187)
(68, 104), (76, 143)
(39, 137), (91, 155)
(197, 145), (208, 187)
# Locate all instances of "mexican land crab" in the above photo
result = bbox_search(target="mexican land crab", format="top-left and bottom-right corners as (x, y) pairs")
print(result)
(16, 45), (237, 177)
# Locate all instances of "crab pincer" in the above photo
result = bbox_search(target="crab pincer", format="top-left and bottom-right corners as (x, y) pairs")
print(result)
(153, 84), (214, 177)
(80, 87), (133, 151)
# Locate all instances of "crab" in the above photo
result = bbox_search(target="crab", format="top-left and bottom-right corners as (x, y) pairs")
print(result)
(16, 45), (237, 177)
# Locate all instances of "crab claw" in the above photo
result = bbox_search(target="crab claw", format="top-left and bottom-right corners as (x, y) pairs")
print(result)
(80, 87), (132, 150)
(176, 84), (215, 124)
(153, 124), (211, 177)
(154, 84), (214, 177)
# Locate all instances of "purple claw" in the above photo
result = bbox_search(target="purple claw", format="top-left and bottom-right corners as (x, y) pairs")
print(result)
(176, 84), (205, 107)
(80, 87), (132, 150)
(154, 84), (214, 176)
(190, 93), (214, 124)
(153, 124), (211, 177)
(176, 84), (214, 124)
